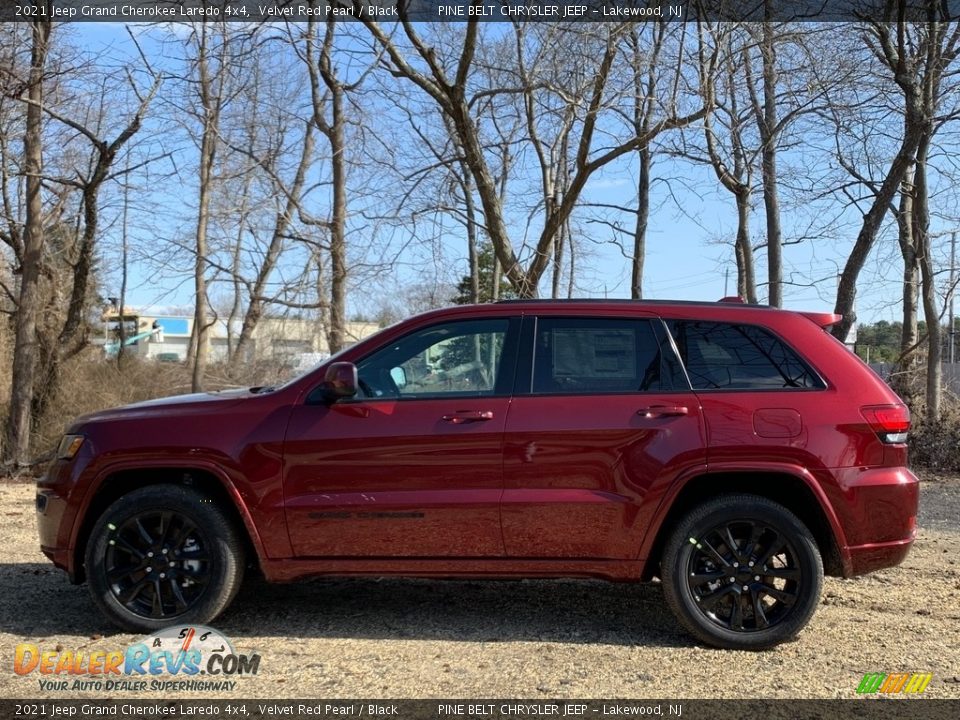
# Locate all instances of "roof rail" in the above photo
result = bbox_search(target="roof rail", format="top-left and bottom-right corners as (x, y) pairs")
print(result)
(494, 297), (772, 308)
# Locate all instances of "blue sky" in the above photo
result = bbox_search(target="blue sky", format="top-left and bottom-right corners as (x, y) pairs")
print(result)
(66, 21), (953, 328)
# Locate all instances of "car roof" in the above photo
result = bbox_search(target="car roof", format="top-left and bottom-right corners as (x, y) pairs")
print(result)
(399, 298), (841, 330)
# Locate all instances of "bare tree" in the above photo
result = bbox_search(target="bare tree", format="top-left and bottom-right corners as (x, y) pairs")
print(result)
(189, 23), (226, 391)
(355, 12), (714, 298)
(305, 14), (352, 354)
(3, 10), (49, 466)
(830, 5), (960, 345)
(625, 24), (669, 299)
(22, 64), (162, 415)
(675, 27), (758, 303)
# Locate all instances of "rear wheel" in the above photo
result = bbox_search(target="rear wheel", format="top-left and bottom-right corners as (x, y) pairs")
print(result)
(661, 494), (823, 650)
(85, 484), (245, 632)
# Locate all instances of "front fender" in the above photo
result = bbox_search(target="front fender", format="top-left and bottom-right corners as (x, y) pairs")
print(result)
(68, 456), (285, 581)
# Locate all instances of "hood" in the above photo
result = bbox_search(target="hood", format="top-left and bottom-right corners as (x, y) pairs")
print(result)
(71, 387), (256, 426)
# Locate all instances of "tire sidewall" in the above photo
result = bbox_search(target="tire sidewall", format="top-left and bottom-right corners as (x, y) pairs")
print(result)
(662, 496), (823, 650)
(85, 485), (243, 633)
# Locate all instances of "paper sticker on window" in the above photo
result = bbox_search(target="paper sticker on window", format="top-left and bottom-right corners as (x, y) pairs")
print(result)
(552, 329), (636, 378)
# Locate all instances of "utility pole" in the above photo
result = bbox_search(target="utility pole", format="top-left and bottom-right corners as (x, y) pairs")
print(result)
(724, 267), (729, 297)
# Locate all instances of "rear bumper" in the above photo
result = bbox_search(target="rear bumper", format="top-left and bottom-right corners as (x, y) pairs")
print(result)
(844, 536), (914, 576)
(828, 466), (919, 578)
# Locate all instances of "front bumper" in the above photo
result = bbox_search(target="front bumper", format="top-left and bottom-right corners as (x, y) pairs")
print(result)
(36, 455), (90, 583)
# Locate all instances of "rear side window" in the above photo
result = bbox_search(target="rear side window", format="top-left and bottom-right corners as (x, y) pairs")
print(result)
(532, 317), (670, 394)
(666, 320), (824, 390)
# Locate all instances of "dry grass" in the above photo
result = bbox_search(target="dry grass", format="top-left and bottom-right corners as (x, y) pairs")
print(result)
(0, 349), (296, 463)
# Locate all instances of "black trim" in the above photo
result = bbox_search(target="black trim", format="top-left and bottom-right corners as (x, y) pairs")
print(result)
(495, 298), (772, 309)
(513, 315), (537, 395)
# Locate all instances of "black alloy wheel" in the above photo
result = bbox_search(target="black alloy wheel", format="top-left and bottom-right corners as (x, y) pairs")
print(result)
(662, 493), (823, 650)
(684, 519), (802, 633)
(85, 484), (245, 632)
(104, 510), (211, 619)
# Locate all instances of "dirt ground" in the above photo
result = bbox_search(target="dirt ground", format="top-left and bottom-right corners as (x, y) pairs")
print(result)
(0, 474), (958, 700)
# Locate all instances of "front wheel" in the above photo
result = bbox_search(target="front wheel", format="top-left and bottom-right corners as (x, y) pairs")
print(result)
(661, 494), (823, 650)
(85, 484), (245, 632)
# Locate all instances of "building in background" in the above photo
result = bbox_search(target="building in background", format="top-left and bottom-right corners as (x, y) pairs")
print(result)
(98, 306), (379, 368)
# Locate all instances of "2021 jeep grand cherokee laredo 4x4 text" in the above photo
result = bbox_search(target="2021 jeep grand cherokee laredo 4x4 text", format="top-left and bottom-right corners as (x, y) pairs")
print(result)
(37, 300), (918, 649)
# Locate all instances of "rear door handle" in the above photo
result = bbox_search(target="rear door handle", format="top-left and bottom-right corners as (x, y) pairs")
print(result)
(442, 410), (494, 424)
(637, 405), (689, 418)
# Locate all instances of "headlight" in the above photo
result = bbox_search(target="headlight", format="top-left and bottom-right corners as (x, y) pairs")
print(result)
(57, 434), (85, 460)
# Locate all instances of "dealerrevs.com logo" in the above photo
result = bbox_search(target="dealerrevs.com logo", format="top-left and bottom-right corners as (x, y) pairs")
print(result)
(14, 625), (260, 693)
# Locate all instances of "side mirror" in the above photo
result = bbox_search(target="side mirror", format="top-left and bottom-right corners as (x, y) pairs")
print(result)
(320, 361), (358, 401)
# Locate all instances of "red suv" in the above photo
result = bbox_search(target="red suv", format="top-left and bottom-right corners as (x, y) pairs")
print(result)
(37, 300), (918, 649)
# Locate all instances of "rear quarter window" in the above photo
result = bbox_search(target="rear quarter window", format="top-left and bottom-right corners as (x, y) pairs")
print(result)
(666, 320), (824, 390)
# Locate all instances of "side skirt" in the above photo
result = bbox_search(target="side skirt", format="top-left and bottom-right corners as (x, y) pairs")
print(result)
(259, 557), (645, 583)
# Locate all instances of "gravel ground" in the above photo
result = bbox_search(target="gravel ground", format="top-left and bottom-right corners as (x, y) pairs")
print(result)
(0, 474), (958, 700)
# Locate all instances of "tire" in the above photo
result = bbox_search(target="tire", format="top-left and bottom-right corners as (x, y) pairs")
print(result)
(661, 493), (823, 650)
(85, 484), (245, 633)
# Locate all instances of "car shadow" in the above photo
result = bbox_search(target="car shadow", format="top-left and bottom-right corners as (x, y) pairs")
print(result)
(0, 563), (691, 648)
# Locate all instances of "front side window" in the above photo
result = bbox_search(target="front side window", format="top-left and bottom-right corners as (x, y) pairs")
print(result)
(532, 317), (668, 394)
(355, 318), (509, 399)
(666, 320), (823, 390)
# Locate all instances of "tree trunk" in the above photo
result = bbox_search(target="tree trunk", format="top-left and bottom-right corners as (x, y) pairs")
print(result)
(325, 58), (347, 354)
(631, 144), (650, 300)
(4, 16), (50, 465)
(461, 156), (480, 305)
(832, 130), (924, 342)
(914, 134), (940, 423)
(735, 188), (757, 303)
(191, 26), (221, 392)
(551, 213), (564, 299)
(232, 123), (315, 366)
(895, 160), (918, 383)
(759, 9), (783, 307)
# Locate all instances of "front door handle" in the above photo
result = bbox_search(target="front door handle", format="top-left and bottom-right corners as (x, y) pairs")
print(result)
(442, 410), (494, 424)
(637, 405), (689, 418)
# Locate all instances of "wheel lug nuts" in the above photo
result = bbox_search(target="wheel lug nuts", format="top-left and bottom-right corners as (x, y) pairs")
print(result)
(147, 551), (154, 558)
(169, 562), (175, 568)
(742, 585), (749, 591)
(145, 567), (152, 573)
(733, 562), (739, 568)
(729, 577), (736, 583)
(748, 561), (754, 567)
(159, 573), (165, 579)
(754, 575), (760, 581)
(162, 548), (168, 554)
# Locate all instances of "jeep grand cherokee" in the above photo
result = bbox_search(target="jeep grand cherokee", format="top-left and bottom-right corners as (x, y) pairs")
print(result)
(37, 299), (919, 649)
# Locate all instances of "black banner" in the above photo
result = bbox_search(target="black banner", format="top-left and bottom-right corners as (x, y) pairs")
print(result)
(3, 700), (960, 720)
(3, 0), (960, 24)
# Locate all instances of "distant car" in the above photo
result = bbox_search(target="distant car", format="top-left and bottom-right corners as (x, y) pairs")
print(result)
(37, 299), (918, 649)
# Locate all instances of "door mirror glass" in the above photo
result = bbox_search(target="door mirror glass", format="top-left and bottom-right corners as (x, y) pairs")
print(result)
(321, 361), (358, 401)
(389, 366), (407, 389)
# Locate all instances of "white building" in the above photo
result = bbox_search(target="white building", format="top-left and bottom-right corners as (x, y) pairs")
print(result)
(100, 308), (380, 367)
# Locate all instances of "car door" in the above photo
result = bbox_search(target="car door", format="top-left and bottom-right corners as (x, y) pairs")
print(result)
(502, 314), (707, 559)
(283, 316), (519, 557)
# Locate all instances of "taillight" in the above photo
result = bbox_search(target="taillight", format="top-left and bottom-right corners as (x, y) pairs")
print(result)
(860, 404), (910, 444)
